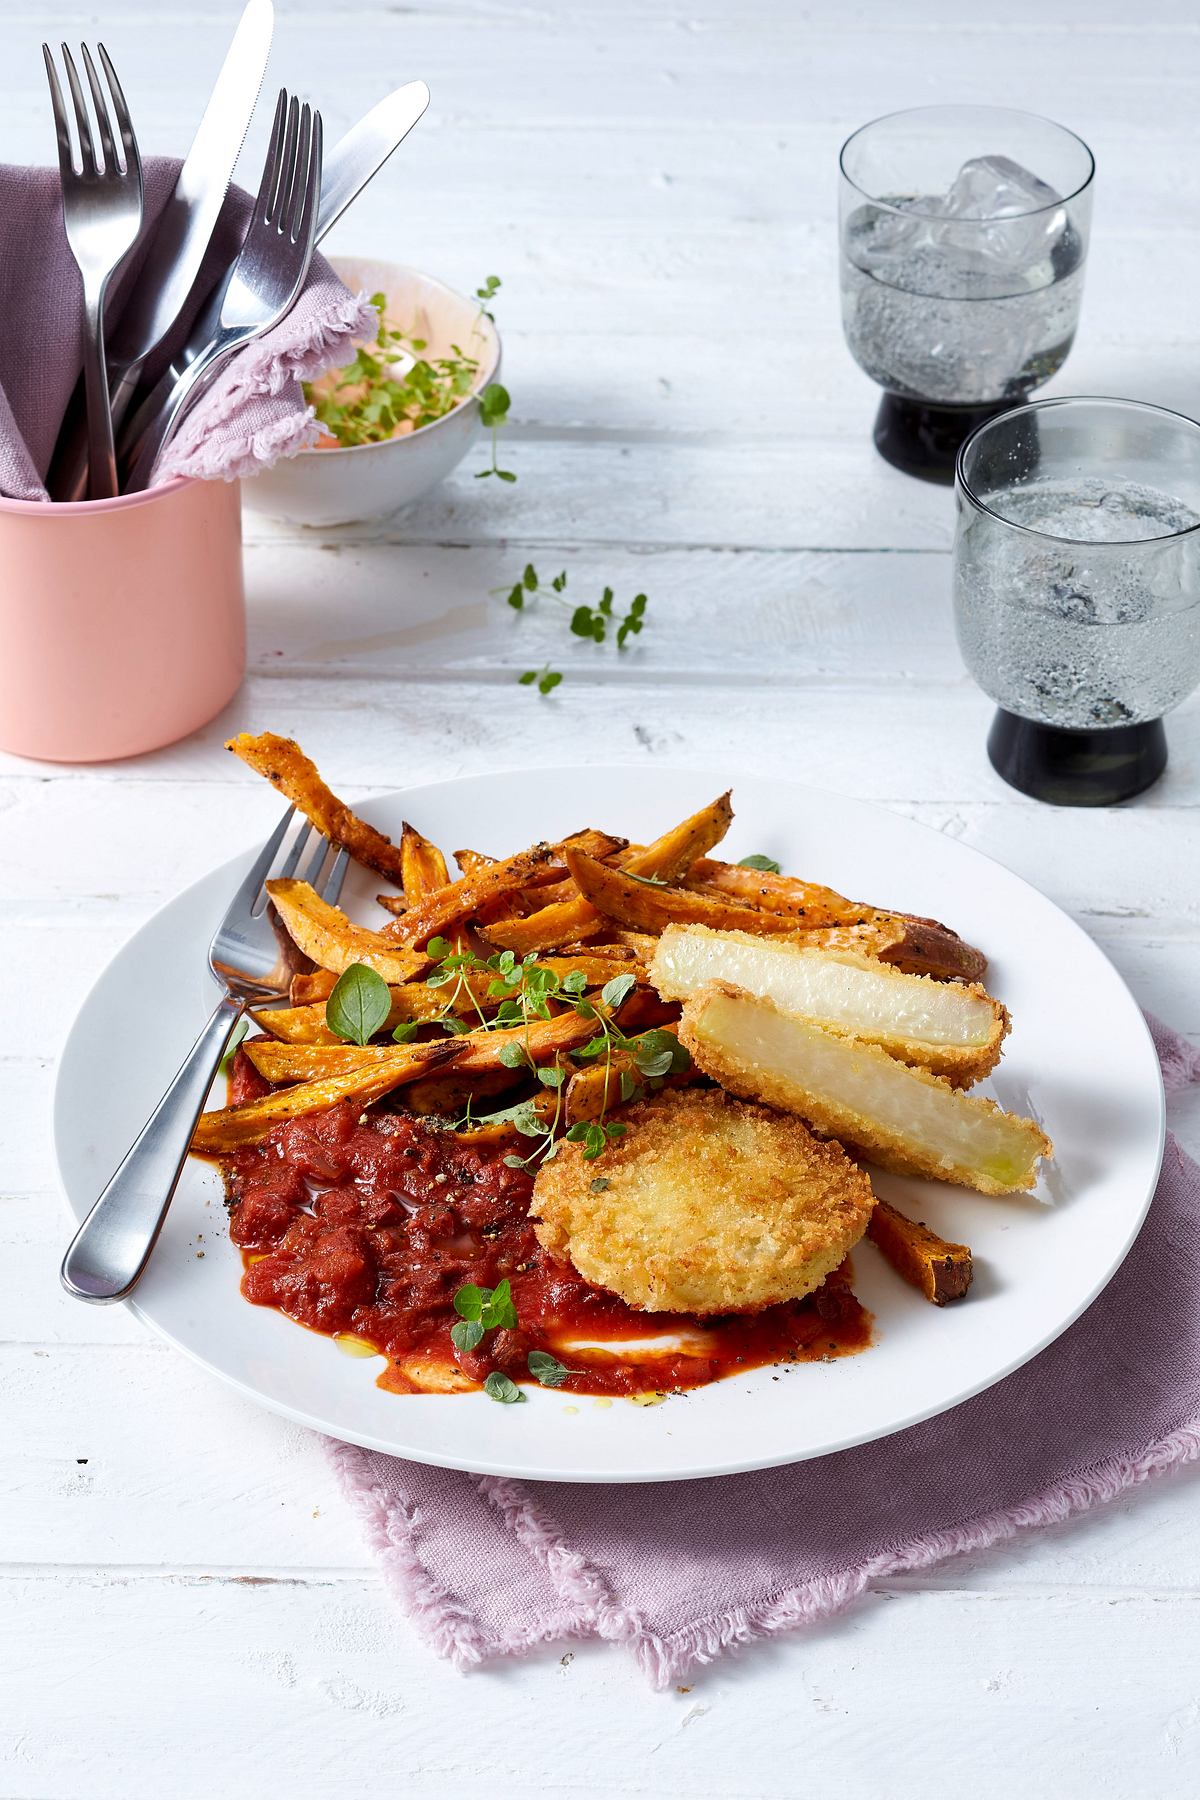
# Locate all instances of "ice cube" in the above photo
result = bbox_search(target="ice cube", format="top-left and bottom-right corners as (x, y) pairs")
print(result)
(939, 155), (1062, 221)
(932, 155), (1069, 274)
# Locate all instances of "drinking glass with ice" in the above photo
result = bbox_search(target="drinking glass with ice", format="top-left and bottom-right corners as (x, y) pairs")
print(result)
(953, 398), (1200, 805)
(839, 107), (1095, 480)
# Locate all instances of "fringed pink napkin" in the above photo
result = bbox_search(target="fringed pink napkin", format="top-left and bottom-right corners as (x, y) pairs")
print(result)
(328, 1016), (1200, 1688)
(0, 158), (372, 500)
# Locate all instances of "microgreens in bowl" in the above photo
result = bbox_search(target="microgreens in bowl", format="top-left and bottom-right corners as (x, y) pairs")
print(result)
(304, 282), (513, 477)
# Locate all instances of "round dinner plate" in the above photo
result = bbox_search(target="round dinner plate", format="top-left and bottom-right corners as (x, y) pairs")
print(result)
(54, 765), (1165, 1483)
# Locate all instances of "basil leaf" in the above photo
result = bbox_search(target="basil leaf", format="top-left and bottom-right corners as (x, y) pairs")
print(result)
(738, 853), (781, 874)
(451, 1318), (484, 1354)
(528, 1350), (573, 1388)
(326, 963), (391, 1046)
(590, 1177), (610, 1192)
(483, 1371), (525, 1404)
(391, 1020), (419, 1044)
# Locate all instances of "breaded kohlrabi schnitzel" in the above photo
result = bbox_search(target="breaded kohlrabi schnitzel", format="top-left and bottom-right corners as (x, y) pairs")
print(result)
(531, 1088), (874, 1314)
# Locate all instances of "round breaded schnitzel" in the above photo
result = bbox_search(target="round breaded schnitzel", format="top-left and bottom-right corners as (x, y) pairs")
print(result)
(530, 1088), (874, 1314)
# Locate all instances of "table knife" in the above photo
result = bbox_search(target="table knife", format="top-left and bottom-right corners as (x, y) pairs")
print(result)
(47, 0), (274, 500)
(116, 79), (430, 474)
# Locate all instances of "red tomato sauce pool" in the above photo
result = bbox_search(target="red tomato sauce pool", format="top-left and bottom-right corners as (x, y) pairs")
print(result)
(215, 1050), (872, 1398)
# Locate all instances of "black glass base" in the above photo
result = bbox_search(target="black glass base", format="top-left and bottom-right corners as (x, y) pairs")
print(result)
(873, 393), (1018, 484)
(986, 709), (1168, 806)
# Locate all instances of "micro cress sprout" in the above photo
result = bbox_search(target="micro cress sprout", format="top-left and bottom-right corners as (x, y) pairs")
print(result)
(303, 281), (514, 482)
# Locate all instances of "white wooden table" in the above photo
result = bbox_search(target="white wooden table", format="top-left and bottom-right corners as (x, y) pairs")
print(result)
(5, 1), (1200, 1792)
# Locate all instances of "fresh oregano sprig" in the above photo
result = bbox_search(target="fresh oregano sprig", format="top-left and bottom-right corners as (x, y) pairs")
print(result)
(421, 944), (690, 1167)
(497, 563), (650, 692)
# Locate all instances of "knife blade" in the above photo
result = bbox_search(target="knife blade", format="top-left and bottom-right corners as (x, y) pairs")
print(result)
(47, 0), (274, 499)
(112, 0), (275, 365)
(316, 79), (430, 241)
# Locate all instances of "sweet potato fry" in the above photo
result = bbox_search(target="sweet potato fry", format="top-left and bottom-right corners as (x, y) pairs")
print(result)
(479, 797), (735, 955)
(686, 859), (874, 925)
(480, 894), (607, 955)
(453, 1096), (557, 1153)
(564, 1025), (688, 1124)
(290, 969), (337, 1004)
(401, 821), (449, 897)
(246, 1041), (402, 1082)
(452, 849), (495, 879)
(561, 848), (806, 938)
(251, 1004), (343, 1045)
(867, 1198), (973, 1305)
(404, 1069), (520, 1116)
(192, 1041), (457, 1151)
(252, 1010), (601, 1083)
(378, 828), (625, 944)
(227, 732), (407, 885)
(628, 791), (734, 881)
(266, 879), (426, 984)
(686, 859), (986, 981)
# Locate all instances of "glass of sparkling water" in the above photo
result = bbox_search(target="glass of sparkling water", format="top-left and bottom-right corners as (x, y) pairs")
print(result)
(839, 106), (1095, 482)
(954, 397), (1200, 804)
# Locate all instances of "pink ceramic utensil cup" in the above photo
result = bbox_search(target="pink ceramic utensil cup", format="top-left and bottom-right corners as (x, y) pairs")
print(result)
(0, 477), (245, 763)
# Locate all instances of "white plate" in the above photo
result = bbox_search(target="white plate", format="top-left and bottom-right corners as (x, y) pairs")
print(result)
(54, 766), (1165, 1483)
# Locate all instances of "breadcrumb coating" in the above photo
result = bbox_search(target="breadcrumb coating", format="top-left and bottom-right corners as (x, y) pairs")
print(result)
(531, 1087), (874, 1314)
(679, 983), (1050, 1197)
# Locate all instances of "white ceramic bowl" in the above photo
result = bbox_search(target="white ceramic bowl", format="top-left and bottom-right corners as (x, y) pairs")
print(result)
(242, 258), (502, 527)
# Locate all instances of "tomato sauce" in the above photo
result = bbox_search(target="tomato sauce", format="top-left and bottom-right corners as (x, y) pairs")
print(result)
(216, 1050), (872, 1399)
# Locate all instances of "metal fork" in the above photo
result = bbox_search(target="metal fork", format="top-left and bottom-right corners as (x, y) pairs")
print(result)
(43, 42), (144, 500)
(120, 89), (322, 492)
(61, 811), (349, 1304)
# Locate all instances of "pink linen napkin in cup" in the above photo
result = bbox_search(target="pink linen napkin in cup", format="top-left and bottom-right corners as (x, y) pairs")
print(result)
(327, 1015), (1200, 1688)
(0, 158), (373, 500)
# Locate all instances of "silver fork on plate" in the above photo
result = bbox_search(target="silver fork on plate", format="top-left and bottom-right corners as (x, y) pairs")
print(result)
(61, 811), (348, 1304)
(43, 42), (144, 500)
(120, 89), (322, 492)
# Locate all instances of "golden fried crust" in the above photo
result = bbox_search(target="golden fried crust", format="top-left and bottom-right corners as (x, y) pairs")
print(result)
(530, 1088), (875, 1314)
(679, 984), (1050, 1196)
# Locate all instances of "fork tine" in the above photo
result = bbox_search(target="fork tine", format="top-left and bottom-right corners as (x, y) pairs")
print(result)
(96, 44), (138, 175)
(42, 46), (74, 178)
(80, 45), (116, 174)
(60, 45), (97, 178)
(226, 805), (296, 923)
(275, 819), (314, 881)
(270, 95), (300, 226)
(283, 103), (311, 239)
(255, 88), (287, 221)
(300, 831), (331, 888)
(291, 110), (322, 245)
(322, 847), (350, 908)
